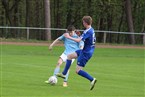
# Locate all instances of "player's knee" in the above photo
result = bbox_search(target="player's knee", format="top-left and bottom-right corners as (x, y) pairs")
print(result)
(75, 69), (80, 74)
(76, 70), (78, 74)
(67, 54), (72, 60)
(56, 62), (62, 67)
(57, 59), (63, 67)
(76, 65), (83, 74)
(56, 64), (60, 67)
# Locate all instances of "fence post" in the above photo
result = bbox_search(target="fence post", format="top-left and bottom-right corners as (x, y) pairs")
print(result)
(143, 34), (145, 45)
(103, 32), (107, 44)
(27, 28), (29, 40)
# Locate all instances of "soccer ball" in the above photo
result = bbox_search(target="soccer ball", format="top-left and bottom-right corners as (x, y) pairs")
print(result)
(48, 76), (58, 85)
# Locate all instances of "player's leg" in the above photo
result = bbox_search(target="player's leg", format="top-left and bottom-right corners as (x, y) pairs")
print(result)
(62, 52), (77, 75)
(76, 65), (94, 82)
(53, 53), (67, 76)
(63, 59), (75, 87)
(76, 52), (93, 81)
(76, 54), (96, 90)
(53, 57), (63, 76)
(45, 57), (63, 84)
(54, 58), (69, 87)
(63, 70), (69, 87)
(76, 65), (96, 90)
(56, 51), (78, 78)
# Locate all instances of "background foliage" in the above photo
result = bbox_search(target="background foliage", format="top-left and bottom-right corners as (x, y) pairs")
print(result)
(0, 0), (145, 44)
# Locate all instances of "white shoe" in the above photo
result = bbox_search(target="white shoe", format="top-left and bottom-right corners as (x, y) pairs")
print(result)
(90, 78), (97, 90)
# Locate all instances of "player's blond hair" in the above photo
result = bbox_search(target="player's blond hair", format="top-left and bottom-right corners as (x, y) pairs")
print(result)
(82, 16), (92, 25)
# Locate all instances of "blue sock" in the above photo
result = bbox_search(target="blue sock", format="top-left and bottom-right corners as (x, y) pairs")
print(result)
(78, 70), (93, 82)
(53, 67), (60, 76)
(62, 60), (72, 75)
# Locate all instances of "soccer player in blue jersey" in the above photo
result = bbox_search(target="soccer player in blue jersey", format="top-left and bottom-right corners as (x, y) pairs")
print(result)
(56, 16), (97, 90)
(45, 25), (84, 87)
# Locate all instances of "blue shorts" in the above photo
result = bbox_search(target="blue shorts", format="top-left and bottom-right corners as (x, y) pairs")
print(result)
(75, 50), (93, 67)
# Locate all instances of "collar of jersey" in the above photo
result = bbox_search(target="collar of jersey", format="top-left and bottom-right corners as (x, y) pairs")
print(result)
(83, 26), (92, 34)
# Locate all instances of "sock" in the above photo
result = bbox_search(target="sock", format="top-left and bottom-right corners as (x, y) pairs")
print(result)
(78, 70), (93, 82)
(64, 70), (70, 82)
(53, 67), (60, 76)
(62, 60), (72, 75)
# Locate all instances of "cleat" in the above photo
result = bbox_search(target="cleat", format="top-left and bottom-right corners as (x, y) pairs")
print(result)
(63, 82), (68, 87)
(45, 80), (49, 84)
(56, 73), (66, 79)
(90, 78), (97, 90)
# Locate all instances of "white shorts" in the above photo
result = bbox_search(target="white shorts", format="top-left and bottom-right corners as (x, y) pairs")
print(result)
(60, 53), (75, 63)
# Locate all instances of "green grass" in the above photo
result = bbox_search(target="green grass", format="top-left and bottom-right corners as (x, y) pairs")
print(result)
(0, 44), (144, 97)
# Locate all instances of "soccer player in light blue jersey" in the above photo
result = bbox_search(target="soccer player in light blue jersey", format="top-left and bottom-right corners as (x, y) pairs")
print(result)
(56, 16), (97, 90)
(45, 25), (84, 87)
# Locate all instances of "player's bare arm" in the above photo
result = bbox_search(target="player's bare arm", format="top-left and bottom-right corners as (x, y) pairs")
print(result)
(49, 38), (60, 50)
(64, 33), (82, 42)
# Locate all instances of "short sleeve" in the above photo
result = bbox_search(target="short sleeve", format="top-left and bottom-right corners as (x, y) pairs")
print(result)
(58, 35), (65, 41)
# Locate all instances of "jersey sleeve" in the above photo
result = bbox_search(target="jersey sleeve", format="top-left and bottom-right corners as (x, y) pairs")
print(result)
(58, 35), (65, 41)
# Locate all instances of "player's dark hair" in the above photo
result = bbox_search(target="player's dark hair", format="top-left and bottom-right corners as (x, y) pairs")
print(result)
(67, 25), (76, 31)
(82, 16), (92, 25)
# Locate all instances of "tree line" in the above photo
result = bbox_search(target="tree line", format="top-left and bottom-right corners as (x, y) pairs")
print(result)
(0, 0), (145, 44)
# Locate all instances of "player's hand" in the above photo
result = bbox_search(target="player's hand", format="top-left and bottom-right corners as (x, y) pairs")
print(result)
(75, 31), (81, 36)
(64, 33), (70, 38)
(49, 45), (53, 50)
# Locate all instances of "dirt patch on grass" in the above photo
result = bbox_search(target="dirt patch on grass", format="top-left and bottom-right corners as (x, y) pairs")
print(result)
(0, 41), (144, 49)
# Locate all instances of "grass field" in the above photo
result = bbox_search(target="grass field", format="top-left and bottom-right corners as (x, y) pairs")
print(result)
(0, 44), (144, 97)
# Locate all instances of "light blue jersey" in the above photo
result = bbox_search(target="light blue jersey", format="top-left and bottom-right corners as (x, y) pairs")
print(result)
(58, 33), (84, 55)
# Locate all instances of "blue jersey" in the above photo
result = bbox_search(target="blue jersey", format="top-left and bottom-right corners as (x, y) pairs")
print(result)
(81, 27), (96, 53)
(76, 27), (96, 67)
(58, 33), (84, 55)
